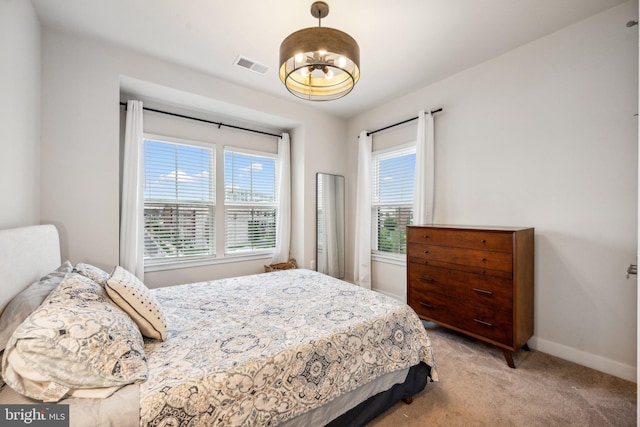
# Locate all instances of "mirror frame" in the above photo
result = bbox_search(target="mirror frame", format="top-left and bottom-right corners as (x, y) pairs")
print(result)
(316, 172), (345, 279)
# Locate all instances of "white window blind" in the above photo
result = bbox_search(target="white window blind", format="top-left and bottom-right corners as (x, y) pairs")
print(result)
(371, 145), (416, 255)
(143, 138), (215, 262)
(224, 148), (277, 254)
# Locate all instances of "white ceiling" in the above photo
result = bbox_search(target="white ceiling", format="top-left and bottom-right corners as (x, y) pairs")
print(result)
(31, 0), (629, 120)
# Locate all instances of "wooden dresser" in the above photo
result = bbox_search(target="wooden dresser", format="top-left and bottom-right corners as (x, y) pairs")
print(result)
(406, 225), (534, 368)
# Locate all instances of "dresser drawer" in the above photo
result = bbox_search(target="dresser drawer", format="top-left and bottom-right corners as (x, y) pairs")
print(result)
(407, 257), (513, 279)
(407, 227), (513, 253)
(411, 264), (513, 310)
(408, 243), (513, 273)
(407, 287), (449, 323)
(408, 263), (450, 296)
(450, 301), (513, 346)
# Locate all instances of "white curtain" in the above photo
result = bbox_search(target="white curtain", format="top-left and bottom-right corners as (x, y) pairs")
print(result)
(413, 110), (435, 225)
(120, 100), (145, 279)
(271, 133), (291, 264)
(334, 176), (345, 277)
(354, 131), (372, 289)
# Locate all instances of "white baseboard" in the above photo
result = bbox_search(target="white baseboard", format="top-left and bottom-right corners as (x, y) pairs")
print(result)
(529, 336), (636, 383)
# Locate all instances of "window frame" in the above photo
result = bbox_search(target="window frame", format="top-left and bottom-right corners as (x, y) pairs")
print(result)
(223, 146), (278, 257)
(142, 134), (217, 269)
(142, 136), (279, 273)
(370, 142), (416, 265)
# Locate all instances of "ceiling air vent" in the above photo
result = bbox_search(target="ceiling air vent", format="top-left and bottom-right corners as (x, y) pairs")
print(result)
(234, 55), (269, 75)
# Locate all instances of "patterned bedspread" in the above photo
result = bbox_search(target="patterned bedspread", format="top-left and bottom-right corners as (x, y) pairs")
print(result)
(140, 269), (437, 426)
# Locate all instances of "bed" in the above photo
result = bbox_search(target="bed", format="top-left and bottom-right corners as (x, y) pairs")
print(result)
(0, 225), (437, 426)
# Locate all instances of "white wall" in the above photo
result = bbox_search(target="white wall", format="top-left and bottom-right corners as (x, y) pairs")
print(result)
(0, 0), (41, 229)
(298, 115), (349, 270)
(40, 29), (347, 287)
(347, 2), (638, 380)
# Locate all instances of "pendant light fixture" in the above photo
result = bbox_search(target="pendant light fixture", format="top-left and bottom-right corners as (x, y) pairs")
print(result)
(279, 1), (360, 101)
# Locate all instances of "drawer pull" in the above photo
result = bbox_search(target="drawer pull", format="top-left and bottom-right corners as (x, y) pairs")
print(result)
(473, 319), (493, 327)
(481, 239), (486, 244)
(423, 235), (429, 239)
(424, 250), (430, 254)
(473, 288), (493, 295)
(481, 257), (487, 262)
(419, 302), (434, 309)
(419, 276), (434, 282)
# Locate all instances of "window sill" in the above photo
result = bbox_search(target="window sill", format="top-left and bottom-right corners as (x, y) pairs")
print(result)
(371, 252), (407, 267)
(145, 252), (273, 272)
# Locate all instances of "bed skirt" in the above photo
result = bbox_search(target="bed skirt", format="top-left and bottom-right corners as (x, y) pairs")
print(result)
(326, 362), (431, 427)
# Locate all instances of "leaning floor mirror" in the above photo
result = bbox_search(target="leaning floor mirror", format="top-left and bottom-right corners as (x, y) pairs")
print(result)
(316, 173), (345, 279)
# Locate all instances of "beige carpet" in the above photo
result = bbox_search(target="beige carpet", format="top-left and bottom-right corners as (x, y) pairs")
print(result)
(368, 323), (636, 427)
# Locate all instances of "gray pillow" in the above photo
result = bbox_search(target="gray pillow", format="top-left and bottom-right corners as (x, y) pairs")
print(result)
(0, 261), (73, 352)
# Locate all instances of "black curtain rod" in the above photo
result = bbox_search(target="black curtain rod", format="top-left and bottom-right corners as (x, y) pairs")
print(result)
(366, 108), (443, 136)
(119, 102), (282, 139)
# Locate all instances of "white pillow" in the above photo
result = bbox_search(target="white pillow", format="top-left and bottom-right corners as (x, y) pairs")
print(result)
(2, 273), (147, 402)
(106, 266), (167, 341)
(74, 263), (110, 287)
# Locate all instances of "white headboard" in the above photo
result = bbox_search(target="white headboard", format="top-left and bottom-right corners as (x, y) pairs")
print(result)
(0, 225), (61, 315)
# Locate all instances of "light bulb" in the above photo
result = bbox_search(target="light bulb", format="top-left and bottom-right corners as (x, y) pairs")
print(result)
(295, 53), (304, 62)
(300, 67), (310, 77)
(325, 69), (334, 79)
(338, 56), (347, 68)
(318, 49), (327, 56)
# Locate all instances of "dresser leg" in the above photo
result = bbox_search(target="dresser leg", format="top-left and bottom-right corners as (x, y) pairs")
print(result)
(522, 343), (530, 351)
(402, 397), (414, 404)
(502, 349), (516, 368)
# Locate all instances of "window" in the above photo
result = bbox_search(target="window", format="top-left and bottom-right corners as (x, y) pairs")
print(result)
(142, 136), (278, 268)
(224, 148), (277, 254)
(371, 145), (416, 256)
(143, 137), (215, 263)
